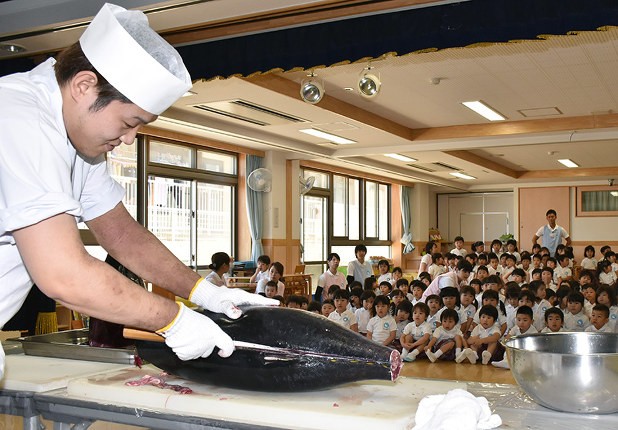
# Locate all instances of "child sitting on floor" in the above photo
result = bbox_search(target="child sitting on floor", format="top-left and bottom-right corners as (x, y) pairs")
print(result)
(564, 291), (590, 332)
(425, 294), (442, 331)
(328, 289), (358, 332)
(424, 308), (465, 363)
(401, 302), (432, 362)
(459, 285), (477, 337)
(435, 287), (460, 328)
(541, 307), (565, 333)
(595, 284), (618, 331)
(394, 300), (413, 343)
(367, 295), (397, 346)
(355, 290), (376, 335)
(585, 304), (613, 332)
(506, 305), (537, 337)
(528, 280), (551, 331)
(464, 305), (504, 365)
(410, 280), (426, 305)
(321, 299), (335, 318)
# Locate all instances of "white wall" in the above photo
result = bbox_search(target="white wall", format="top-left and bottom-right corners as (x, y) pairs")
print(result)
(263, 150), (287, 239)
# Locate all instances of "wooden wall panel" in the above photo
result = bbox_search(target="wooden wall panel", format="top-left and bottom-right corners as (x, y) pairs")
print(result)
(519, 187), (570, 252)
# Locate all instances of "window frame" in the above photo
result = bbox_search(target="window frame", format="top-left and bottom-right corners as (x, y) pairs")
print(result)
(576, 185), (618, 217)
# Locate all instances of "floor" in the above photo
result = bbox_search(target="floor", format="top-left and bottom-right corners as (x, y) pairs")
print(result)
(399, 358), (516, 385)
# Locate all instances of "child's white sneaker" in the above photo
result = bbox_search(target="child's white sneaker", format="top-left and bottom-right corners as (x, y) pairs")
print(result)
(403, 352), (416, 362)
(455, 349), (468, 363)
(481, 350), (492, 365)
(426, 350), (438, 363)
(491, 359), (510, 369)
(466, 349), (478, 364)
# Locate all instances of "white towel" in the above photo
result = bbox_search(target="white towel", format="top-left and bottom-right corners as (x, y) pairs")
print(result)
(413, 388), (502, 430)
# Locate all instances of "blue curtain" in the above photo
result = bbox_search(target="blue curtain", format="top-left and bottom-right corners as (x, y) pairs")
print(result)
(400, 186), (415, 254)
(246, 155), (264, 262)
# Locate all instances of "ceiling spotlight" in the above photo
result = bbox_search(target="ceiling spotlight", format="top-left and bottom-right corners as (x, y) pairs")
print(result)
(300, 74), (325, 104)
(358, 69), (381, 99)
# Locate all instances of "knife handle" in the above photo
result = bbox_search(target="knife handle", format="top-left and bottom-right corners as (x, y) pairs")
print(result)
(123, 328), (164, 342)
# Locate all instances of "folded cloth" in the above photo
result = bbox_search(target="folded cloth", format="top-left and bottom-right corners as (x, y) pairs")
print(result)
(413, 388), (502, 430)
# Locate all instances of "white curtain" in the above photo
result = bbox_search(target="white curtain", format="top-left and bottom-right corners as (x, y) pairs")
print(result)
(246, 155), (264, 262)
(400, 185), (415, 254)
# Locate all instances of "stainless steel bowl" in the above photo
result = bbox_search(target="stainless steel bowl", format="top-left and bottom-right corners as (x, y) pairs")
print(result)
(505, 332), (618, 414)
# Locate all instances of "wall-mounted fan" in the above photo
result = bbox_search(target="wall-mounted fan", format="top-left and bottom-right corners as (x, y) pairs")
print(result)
(299, 175), (316, 195)
(247, 168), (272, 192)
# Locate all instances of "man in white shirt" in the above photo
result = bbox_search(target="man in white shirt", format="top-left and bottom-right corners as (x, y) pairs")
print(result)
(532, 209), (571, 257)
(0, 3), (274, 380)
(347, 244), (373, 285)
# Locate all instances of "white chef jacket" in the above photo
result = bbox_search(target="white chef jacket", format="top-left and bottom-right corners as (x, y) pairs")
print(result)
(0, 58), (125, 330)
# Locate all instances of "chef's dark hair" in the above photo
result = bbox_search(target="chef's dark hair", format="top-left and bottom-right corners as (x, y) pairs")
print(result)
(209, 252), (230, 271)
(54, 42), (130, 112)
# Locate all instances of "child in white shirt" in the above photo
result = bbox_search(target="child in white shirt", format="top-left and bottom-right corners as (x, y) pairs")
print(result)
(580, 245), (597, 270)
(450, 236), (467, 258)
(355, 291), (376, 335)
(541, 307), (566, 333)
(598, 260), (617, 286)
(425, 294), (442, 331)
(367, 295), (396, 346)
(428, 253), (446, 280)
(465, 305), (504, 365)
(564, 292), (590, 332)
(401, 302), (433, 362)
(529, 281), (551, 331)
(424, 308), (465, 363)
(585, 304), (613, 333)
(506, 305), (538, 337)
(376, 259), (392, 285)
(459, 285), (477, 337)
(328, 290), (358, 332)
(595, 284), (618, 331)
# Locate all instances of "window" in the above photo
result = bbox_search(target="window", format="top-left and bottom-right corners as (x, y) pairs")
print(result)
(301, 170), (391, 265)
(577, 186), (618, 216)
(107, 141), (138, 219)
(147, 139), (237, 270)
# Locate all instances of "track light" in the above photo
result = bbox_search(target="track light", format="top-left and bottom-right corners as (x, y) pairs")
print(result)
(300, 73), (325, 104)
(358, 68), (381, 99)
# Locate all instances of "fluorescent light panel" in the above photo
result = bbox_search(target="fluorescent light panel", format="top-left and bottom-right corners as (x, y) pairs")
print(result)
(450, 172), (476, 180)
(462, 100), (505, 121)
(557, 159), (579, 168)
(299, 128), (355, 145)
(385, 153), (417, 162)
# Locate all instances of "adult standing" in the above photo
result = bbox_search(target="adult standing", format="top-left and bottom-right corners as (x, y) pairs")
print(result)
(0, 3), (275, 380)
(532, 209), (571, 257)
(346, 244), (373, 285)
(420, 260), (473, 302)
(316, 253), (347, 301)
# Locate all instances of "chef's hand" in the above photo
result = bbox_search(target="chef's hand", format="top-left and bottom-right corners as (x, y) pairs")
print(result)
(157, 303), (234, 360)
(0, 341), (5, 380)
(189, 278), (279, 319)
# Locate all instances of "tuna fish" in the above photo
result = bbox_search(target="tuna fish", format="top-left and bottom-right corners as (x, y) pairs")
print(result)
(134, 306), (402, 392)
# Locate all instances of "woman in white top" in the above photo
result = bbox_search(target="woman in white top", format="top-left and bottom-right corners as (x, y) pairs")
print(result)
(419, 241), (439, 273)
(204, 252), (231, 287)
(256, 262), (286, 296)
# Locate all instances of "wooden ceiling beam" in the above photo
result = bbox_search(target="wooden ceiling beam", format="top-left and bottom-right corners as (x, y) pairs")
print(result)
(164, 0), (445, 45)
(444, 150), (521, 179)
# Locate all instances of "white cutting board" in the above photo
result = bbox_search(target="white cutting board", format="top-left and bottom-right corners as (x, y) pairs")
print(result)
(0, 354), (131, 392)
(67, 365), (466, 430)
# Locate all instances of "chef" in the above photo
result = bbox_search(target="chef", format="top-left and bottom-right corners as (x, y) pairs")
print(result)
(0, 3), (276, 379)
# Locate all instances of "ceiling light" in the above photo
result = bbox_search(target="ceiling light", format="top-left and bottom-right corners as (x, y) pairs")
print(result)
(300, 75), (325, 104)
(385, 153), (417, 162)
(299, 128), (355, 145)
(610, 191), (618, 197)
(558, 159), (579, 168)
(450, 172), (477, 180)
(462, 100), (505, 121)
(358, 71), (381, 99)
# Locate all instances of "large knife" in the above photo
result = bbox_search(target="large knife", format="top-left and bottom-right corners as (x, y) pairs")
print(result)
(123, 328), (380, 363)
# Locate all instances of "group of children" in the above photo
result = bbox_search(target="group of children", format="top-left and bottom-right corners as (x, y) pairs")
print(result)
(248, 241), (617, 368)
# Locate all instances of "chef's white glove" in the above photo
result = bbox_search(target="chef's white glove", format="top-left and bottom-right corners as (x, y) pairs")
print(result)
(0, 341), (4, 380)
(189, 278), (279, 319)
(157, 302), (235, 361)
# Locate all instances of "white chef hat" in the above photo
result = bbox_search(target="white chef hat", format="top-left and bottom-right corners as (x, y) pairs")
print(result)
(79, 3), (191, 115)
